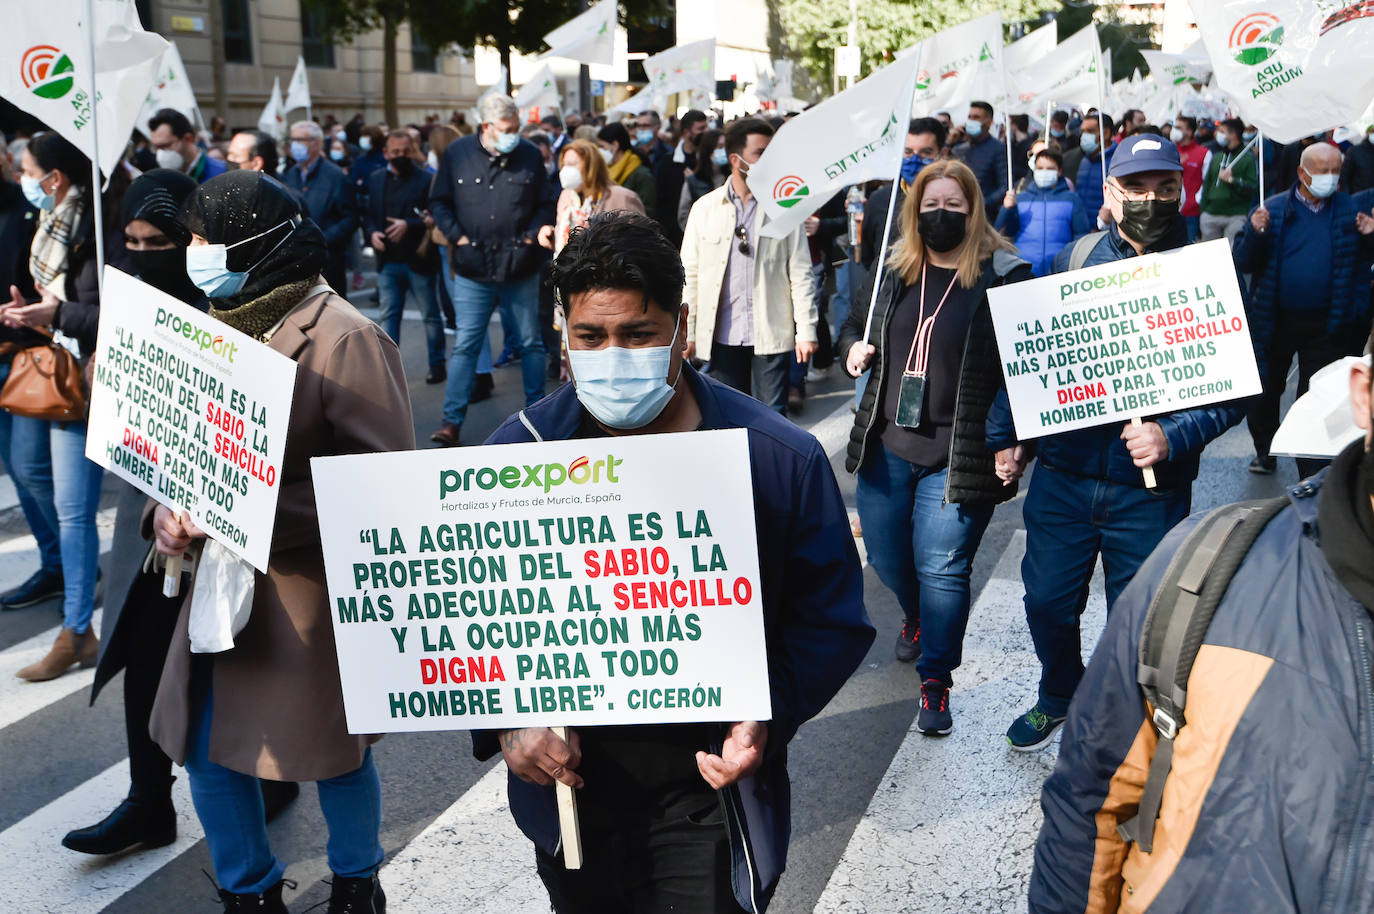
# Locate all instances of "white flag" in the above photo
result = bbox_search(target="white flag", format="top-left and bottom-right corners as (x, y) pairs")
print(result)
(773, 60), (794, 100)
(608, 88), (662, 116)
(1139, 50), (1213, 87)
(1192, 0), (1374, 142)
(136, 41), (201, 137)
(643, 39), (716, 99)
(0, 0), (167, 178)
(284, 55), (311, 114)
(514, 63), (561, 111)
(1005, 24), (1058, 76)
(1005, 26), (1102, 115)
(540, 0), (616, 67)
(258, 76), (285, 140)
(906, 14), (1007, 117)
(748, 51), (922, 239)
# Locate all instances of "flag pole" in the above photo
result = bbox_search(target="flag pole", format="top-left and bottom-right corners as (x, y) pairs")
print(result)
(85, 0), (104, 301)
(1256, 130), (1265, 203)
(860, 52), (922, 346)
(1095, 31), (1108, 192)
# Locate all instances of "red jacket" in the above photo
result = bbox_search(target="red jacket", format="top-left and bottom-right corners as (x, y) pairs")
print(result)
(1178, 140), (1208, 217)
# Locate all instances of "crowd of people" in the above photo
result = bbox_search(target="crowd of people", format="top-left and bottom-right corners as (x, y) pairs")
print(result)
(0, 83), (1372, 913)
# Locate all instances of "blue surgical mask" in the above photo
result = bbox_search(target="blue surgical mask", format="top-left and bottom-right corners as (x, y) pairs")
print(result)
(900, 154), (932, 183)
(965, 120), (984, 138)
(20, 172), (55, 211)
(636, 128), (656, 147)
(565, 320), (682, 430)
(711, 148), (729, 167)
(1050, 127), (1065, 139)
(359, 136), (372, 152)
(329, 146), (345, 162)
(492, 131), (519, 155)
(185, 218), (296, 299)
(1243, 131), (1257, 144)
(1306, 173), (1339, 199)
(1033, 168), (1059, 189)
(1081, 133), (1099, 155)
(290, 141), (310, 163)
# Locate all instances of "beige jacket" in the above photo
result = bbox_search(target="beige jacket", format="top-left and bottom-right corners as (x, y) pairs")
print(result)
(681, 183), (816, 360)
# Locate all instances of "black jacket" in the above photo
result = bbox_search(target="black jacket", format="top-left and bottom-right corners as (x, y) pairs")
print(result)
(861, 181), (905, 270)
(427, 135), (556, 283)
(52, 191), (128, 358)
(0, 182), (36, 300)
(838, 247), (1032, 505)
(364, 165), (437, 274)
(282, 157), (358, 249)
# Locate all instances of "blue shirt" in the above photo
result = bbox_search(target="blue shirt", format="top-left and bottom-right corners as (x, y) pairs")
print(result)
(718, 181), (757, 347)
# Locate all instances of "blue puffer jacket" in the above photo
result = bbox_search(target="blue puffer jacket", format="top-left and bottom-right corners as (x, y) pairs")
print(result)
(986, 223), (1253, 490)
(471, 367), (874, 913)
(1231, 187), (1374, 347)
(995, 177), (1092, 276)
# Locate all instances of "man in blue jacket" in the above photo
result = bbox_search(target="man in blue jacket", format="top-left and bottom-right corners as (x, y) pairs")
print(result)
(954, 101), (1007, 219)
(427, 94), (557, 447)
(282, 120), (358, 293)
(995, 147), (1092, 276)
(474, 211), (873, 913)
(988, 135), (1251, 751)
(1232, 142), (1374, 477)
(1074, 113), (1115, 224)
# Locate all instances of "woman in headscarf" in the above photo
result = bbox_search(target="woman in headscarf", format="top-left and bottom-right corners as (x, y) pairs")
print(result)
(147, 170), (413, 913)
(9, 132), (127, 680)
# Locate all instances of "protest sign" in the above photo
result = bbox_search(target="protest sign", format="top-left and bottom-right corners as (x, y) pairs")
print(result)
(986, 239), (1261, 440)
(85, 267), (297, 571)
(312, 429), (771, 734)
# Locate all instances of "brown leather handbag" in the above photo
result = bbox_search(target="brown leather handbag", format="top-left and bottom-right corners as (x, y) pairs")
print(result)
(0, 328), (88, 422)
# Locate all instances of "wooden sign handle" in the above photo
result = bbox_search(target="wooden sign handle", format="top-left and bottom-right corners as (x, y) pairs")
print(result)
(162, 553), (183, 597)
(551, 726), (583, 869)
(1132, 417), (1158, 489)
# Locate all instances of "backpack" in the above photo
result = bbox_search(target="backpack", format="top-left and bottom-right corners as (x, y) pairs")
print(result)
(1066, 230), (1107, 271)
(1115, 496), (1290, 853)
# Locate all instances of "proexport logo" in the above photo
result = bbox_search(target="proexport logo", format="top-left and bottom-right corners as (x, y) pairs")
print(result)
(440, 454), (623, 497)
(772, 175), (810, 209)
(1059, 262), (1163, 300)
(1228, 13), (1284, 65)
(21, 46), (75, 100)
(154, 308), (240, 363)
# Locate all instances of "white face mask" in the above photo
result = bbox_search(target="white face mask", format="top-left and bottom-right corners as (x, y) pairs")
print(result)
(1306, 172), (1339, 199)
(1170, 127), (1186, 143)
(559, 165), (583, 191)
(599, 147), (615, 165)
(156, 147), (186, 172)
(1032, 168), (1059, 189)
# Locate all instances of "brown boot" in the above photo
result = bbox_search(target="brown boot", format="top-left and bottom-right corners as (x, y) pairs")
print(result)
(16, 627), (98, 682)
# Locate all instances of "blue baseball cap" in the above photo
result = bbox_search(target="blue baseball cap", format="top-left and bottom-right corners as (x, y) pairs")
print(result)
(1109, 134), (1183, 178)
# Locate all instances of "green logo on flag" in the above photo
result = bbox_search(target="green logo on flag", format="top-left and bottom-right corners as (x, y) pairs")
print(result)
(1228, 13), (1284, 65)
(21, 46), (75, 100)
(772, 175), (810, 208)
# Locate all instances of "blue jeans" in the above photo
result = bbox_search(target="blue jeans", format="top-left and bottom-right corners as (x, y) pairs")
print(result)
(1184, 215), (1200, 243)
(443, 272), (546, 426)
(856, 441), (993, 686)
(186, 666), (384, 894)
(1021, 464), (1190, 717)
(376, 261), (445, 369)
(0, 362), (60, 573)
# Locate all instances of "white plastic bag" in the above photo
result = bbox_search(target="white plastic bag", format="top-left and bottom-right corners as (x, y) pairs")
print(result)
(188, 539), (257, 653)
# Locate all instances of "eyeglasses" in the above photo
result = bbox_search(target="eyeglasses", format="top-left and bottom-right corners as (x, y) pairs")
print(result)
(734, 224), (752, 257)
(1110, 180), (1182, 203)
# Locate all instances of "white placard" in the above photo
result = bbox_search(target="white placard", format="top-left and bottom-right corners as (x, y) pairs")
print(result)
(312, 429), (771, 734)
(85, 267), (297, 571)
(987, 238), (1262, 439)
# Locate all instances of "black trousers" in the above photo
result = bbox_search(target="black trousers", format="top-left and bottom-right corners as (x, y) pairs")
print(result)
(534, 797), (746, 914)
(121, 572), (180, 800)
(323, 245), (348, 296)
(1247, 311), (1360, 478)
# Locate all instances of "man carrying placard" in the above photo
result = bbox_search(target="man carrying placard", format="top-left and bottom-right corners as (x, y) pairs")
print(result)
(474, 211), (873, 912)
(987, 135), (1253, 752)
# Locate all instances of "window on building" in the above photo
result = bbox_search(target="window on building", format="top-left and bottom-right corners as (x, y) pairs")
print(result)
(299, 0), (335, 68)
(412, 31), (437, 73)
(223, 0), (253, 64)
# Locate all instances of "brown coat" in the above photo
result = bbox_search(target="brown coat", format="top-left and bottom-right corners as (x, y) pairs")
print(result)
(148, 288), (415, 782)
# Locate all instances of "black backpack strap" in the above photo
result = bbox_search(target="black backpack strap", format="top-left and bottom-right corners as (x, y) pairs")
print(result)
(1067, 231), (1107, 271)
(1117, 496), (1289, 853)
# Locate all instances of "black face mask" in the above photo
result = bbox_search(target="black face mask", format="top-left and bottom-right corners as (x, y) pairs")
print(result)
(127, 247), (202, 305)
(389, 156), (413, 176)
(1118, 198), (1180, 249)
(917, 208), (967, 253)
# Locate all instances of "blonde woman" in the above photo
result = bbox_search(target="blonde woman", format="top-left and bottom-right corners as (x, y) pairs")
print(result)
(538, 139), (644, 254)
(837, 159), (1032, 736)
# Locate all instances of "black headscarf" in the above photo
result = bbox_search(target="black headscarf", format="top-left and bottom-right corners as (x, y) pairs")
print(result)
(120, 168), (202, 305)
(182, 170), (327, 309)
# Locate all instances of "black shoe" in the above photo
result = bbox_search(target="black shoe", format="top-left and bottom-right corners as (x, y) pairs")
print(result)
(61, 796), (176, 855)
(469, 372), (495, 403)
(917, 679), (953, 736)
(327, 874), (386, 914)
(1006, 704), (1068, 752)
(430, 423), (461, 447)
(1, 567), (64, 610)
(217, 879), (291, 913)
(425, 364), (446, 385)
(1249, 455), (1277, 475)
(259, 780), (299, 823)
(894, 619), (921, 663)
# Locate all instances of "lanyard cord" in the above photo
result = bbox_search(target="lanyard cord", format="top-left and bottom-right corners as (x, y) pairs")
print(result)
(902, 264), (960, 377)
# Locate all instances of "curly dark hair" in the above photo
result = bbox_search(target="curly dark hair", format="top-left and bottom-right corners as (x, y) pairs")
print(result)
(550, 211), (684, 315)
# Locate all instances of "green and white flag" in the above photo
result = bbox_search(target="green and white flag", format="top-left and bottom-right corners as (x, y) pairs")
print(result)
(1192, 0), (1374, 142)
(514, 63), (561, 111)
(644, 39), (716, 98)
(905, 13), (1007, 117)
(284, 54), (311, 116)
(135, 40), (201, 137)
(257, 76), (285, 140)
(1005, 25), (1102, 115)
(748, 50), (921, 239)
(1139, 50), (1213, 87)
(0, 0), (166, 177)
(540, 0), (616, 67)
